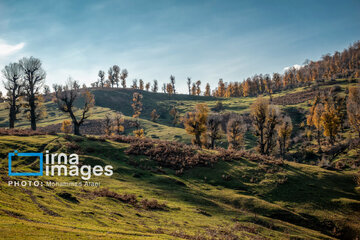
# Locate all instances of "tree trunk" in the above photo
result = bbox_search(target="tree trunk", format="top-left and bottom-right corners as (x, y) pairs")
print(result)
(29, 95), (36, 130)
(317, 129), (322, 153)
(211, 137), (215, 149)
(9, 107), (15, 128)
(73, 123), (80, 136)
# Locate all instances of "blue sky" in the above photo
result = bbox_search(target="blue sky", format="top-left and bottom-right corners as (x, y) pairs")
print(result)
(0, 0), (360, 93)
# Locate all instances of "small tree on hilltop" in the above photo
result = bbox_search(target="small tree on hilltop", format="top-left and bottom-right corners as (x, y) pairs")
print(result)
(187, 77), (191, 95)
(152, 80), (158, 93)
(184, 103), (208, 147)
(196, 80), (201, 96)
(145, 82), (150, 91)
(120, 69), (128, 88)
(54, 78), (95, 135)
(170, 75), (176, 94)
(166, 83), (173, 98)
(227, 116), (245, 150)
(207, 114), (222, 149)
(98, 70), (105, 88)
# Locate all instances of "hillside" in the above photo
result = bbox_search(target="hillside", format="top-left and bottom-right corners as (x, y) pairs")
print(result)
(1, 134), (360, 239)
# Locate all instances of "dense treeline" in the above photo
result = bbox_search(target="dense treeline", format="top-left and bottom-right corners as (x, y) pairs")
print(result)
(213, 41), (360, 97)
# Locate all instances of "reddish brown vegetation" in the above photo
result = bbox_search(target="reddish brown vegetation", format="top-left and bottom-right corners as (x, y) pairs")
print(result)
(105, 135), (284, 171)
(90, 188), (168, 210)
(0, 128), (55, 136)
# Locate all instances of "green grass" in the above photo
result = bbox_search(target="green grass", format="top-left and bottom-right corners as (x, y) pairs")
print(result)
(0, 135), (359, 239)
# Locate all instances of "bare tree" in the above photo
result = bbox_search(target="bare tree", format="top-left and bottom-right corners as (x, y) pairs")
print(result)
(227, 116), (245, 150)
(20, 57), (46, 130)
(207, 114), (222, 149)
(112, 65), (120, 87)
(54, 78), (95, 135)
(152, 80), (158, 93)
(2, 63), (23, 128)
(98, 70), (105, 87)
(170, 75), (176, 94)
(108, 67), (114, 87)
(121, 69), (128, 88)
(187, 77), (191, 95)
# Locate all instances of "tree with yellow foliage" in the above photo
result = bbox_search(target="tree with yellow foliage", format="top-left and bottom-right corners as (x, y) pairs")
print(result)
(150, 109), (160, 122)
(320, 100), (340, 145)
(131, 92), (143, 135)
(277, 116), (292, 156)
(61, 120), (72, 135)
(184, 104), (208, 147)
(307, 97), (324, 152)
(113, 112), (125, 135)
(347, 86), (360, 137)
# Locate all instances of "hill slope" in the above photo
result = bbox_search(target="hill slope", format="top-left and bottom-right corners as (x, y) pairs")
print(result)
(1, 135), (359, 239)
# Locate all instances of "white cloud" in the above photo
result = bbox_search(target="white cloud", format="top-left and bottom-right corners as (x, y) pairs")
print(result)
(283, 64), (302, 72)
(0, 40), (25, 57)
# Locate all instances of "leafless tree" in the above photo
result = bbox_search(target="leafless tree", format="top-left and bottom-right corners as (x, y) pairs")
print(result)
(54, 78), (95, 135)
(2, 62), (23, 128)
(20, 57), (46, 130)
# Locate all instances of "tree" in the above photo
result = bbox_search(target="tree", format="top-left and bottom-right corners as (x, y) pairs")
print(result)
(145, 82), (150, 91)
(347, 86), (360, 137)
(104, 113), (113, 135)
(205, 83), (211, 96)
(61, 120), (72, 134)
(121, 69), (128, 88)
(139, 79), (144, 90)
(187, 77), (191, 95)
(169, 106), (178, 125)
(113, 112), (125, 134)
(277, 116), (292, 156)
(152, 80), (158, 93)
(162, 83), (166, 93)
(191, 83), (196, 95)
(307, 93), (325, 152)
(250, 97), (268, 154)
(212, 101), (224, 112)
(2, 62), (23, 128)
(217, 79), (226, 97)
(207, 114), (222, 149)
(170, 75), (175, 94)
(98, 70), (105, 87)
(20, 56), (46, 130)
(54, 78), (95, 135)
(264, 105), (280, 155)
(150, 109), (160, 122)
(131, 79), (137, 89)
(131, 92), (143, 131)
(227, 116), (245, 150)
(320, 101), (340, 145)
(112, 65), (120, 87)
(196, 80), (201, 96)
(183, 104), (208, 147)
(166, 83), (173, 98)
(43, 85), (50, 95)
(108, 67), (114, 87)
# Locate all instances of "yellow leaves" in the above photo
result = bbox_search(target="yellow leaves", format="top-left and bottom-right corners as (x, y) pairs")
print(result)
(61, 120), (72, 134)
(133, 129), (145, 138)
(183, 103), (209, 147)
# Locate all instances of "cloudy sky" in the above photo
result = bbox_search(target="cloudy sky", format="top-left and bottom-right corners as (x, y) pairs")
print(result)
(0, 0), (360, 93)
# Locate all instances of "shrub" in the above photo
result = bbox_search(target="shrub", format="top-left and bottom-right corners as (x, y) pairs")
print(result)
(61, 120), (72, 134)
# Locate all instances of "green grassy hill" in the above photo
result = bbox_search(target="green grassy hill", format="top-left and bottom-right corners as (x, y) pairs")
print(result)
(1, 135), (359, 239)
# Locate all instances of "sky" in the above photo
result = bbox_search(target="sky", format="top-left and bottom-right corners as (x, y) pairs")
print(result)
(0, 0), (360, 94)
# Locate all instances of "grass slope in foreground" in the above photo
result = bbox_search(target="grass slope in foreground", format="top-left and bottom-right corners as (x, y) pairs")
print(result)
(0, 135), (359, 239)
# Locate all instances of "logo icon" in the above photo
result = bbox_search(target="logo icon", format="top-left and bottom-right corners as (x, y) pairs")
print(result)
(8, 150), (43, 176)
